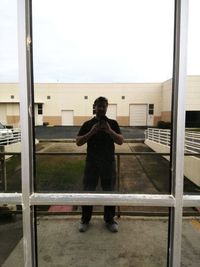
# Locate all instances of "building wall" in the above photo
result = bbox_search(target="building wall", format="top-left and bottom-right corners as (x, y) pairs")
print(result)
(186, 76), (200, 110)
(161, 76), (200, 122)
(33, 83), (162, 126)
(0, 77), (200, 127)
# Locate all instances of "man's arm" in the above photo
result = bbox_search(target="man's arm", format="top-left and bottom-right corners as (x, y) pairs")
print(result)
(76, 124), (99, 146)
(104, 122), (124, 145)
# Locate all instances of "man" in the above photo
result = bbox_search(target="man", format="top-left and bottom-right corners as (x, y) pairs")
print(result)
(76, 96), (123, 233)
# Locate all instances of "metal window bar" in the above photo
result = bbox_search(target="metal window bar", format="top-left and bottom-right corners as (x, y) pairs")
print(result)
(0, 0), (198, 266)
(18, 0), (37, 266)
(168, 1), (189, 267)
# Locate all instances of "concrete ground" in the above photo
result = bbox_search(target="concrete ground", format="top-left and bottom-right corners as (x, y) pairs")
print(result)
(2, 216), (200, 267)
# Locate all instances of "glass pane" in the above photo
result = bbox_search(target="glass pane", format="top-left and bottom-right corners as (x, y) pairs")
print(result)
(184, 0), (200, 195)
(35, 151), (171, 194)
(0, 207), (24, 267)
(181, 208), (200, 267)
(32, 0), (174, 194)
(0, 0), (21, 193)
(35, 205), (169, 267)
(0, 154), (21, 193)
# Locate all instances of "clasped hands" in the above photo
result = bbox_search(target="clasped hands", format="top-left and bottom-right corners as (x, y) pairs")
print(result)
(90, 121), (112, 136)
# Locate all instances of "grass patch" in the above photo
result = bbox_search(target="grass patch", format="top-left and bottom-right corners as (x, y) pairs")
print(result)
(35, 155), (85, 191)
(186, 128), (200, 132)
(2, 155), (85, 192)
(5, 155), (21, 192)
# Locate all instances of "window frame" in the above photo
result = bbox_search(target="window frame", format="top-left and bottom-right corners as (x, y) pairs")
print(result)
(1, 1), (198, 267)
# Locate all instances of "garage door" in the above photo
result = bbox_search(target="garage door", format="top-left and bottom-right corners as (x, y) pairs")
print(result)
(61, 110), (74, 126)
(129, 104), (147, 126)
(107, 104), (117, 120)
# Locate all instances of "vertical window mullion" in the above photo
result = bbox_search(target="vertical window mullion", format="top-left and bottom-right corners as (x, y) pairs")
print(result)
(18, 0), (37, 266)
(168, 0), (189, 266)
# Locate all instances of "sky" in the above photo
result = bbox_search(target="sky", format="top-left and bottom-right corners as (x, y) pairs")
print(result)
(0, 0), (199, 83)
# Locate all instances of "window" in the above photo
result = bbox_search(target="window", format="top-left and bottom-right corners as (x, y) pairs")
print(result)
(149, 104), (154, 115)
(38, 104), (43, 115)
(93, 103), (96, 114)
(1, 1), (198, 267)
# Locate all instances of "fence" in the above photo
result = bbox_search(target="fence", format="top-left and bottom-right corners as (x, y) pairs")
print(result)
(0, 129), (21, 146)
(145, 128), (200, 155)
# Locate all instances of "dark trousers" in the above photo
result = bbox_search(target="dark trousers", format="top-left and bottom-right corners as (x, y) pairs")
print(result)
(81, 160), (116, 223)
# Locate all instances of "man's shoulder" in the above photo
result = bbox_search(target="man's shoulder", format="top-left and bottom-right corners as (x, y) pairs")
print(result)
(107, 118), (118, 125)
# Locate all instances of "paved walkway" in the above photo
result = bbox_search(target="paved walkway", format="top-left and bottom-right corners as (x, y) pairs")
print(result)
(2, 216), (200, 267)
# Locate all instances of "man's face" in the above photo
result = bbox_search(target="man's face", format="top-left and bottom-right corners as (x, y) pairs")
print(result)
(95, 101), (108, 117)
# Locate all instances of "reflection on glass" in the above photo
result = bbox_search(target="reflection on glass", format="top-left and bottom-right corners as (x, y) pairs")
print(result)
(36, 205), (168, 267)
(183, 77), (200, 195)
(35, 150), (172, 194)
(182, 208), (200, 266)
(0, 1), (21, 193)
(0, 208), (23, 267)
(0, 155), (21, 193)
(184, 0), (200, 195)
(35, 154), (84, 192)
(33, 0), (174, 194)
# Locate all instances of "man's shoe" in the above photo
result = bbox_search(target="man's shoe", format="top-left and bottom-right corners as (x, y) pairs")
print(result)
(106, 220), (118, 233)
(79, 222), (89, 232)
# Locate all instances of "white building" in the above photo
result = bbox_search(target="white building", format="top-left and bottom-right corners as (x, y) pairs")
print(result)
(0, 76), (200, 127)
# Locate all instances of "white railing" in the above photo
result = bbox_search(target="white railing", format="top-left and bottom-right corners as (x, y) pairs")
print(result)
(145, 128), (200, 155)
(0, 129), (21, 146)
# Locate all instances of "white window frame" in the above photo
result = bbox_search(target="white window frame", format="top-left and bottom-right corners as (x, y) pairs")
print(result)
(1, 1), (199, 266)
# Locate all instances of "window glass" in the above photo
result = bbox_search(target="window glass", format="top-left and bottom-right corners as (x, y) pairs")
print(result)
(35, 205), (169, 267)
(0, 0), (21, 193)
(32, 0), (174, 195)
(184, 0), (200, 195)
(181, 208), (200, 266)
(0, 208), (24, 267)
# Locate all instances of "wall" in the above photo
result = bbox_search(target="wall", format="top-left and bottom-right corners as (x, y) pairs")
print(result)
(145, 139), (200, 186)
(160, 76), (200, 122)
(1, 77), (200, 126)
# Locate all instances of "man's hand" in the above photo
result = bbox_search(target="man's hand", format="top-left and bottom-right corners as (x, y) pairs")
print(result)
(102, 122), (112, 134)
(89, 123), (100, 136)
(76, 123), (99, 146)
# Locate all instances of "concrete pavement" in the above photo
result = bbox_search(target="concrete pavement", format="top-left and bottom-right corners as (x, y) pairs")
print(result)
(2, 216), (200, 267)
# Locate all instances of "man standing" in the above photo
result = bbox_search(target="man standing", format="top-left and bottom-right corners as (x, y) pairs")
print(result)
(76, 96), (123, 233)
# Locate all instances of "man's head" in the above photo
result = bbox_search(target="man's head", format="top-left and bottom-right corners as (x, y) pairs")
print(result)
(94, 96), (108, 118)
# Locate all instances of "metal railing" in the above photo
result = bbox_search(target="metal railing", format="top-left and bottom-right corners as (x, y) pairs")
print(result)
(145, 128), (200, 155)
(0, 129), (21, 146)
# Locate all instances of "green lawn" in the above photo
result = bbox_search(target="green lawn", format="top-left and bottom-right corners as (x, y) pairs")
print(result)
(35, 155), (85, 191)
(2, 155), (85, 192)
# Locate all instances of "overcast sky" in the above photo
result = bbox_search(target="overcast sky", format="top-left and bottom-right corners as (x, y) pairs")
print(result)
(0, 0), (199, 83)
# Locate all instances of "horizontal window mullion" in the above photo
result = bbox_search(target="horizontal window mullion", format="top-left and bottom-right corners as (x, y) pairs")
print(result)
(1, 193), (200, 207)
(183, 195), (200, 207)
(0, 193), (22, 204)
(30, 193), (175, 207)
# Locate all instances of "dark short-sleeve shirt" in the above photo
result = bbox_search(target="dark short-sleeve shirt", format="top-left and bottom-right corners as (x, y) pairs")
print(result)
(77, 116), (121, 163)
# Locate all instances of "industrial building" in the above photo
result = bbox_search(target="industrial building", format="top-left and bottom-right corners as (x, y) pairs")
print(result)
(0, 75), (200, 127)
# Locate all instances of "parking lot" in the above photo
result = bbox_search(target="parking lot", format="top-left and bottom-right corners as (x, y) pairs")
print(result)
(35, 125), (146, 140)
